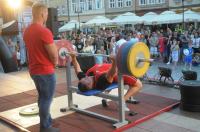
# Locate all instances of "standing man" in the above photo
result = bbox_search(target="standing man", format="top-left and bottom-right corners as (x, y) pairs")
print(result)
(23, 3), (59, 132)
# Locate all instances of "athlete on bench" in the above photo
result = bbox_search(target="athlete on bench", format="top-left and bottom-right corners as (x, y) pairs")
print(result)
(69, 52), (142, 111)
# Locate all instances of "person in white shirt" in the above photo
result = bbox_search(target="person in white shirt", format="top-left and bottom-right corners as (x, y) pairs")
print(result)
(16, 47), (22, 70)
(192, 32), (200, 53)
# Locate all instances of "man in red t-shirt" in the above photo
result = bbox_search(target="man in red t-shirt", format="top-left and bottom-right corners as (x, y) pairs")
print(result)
(23, 3), (59, 132)
(69, 52), (142, 111)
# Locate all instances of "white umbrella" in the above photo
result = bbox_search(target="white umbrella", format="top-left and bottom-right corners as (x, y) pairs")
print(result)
(151, 11), (182, 24)
(141, 12), (158, 25)
(85, 16), (113, 26)
(58, 20), (82, 32)
(182, 10), (200, 22)
(112, 12), (142, 24)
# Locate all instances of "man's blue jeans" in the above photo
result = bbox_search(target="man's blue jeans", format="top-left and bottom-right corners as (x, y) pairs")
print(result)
(31, 73), (56, 129)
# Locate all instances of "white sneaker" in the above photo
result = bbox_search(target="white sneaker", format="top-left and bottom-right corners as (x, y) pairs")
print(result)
(167, 62), (170, 65)
(124, 104), (130, 112)
(116, 102), (130, 112)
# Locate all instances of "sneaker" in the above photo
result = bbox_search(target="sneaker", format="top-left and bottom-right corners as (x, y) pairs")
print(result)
(102, 99), (108, 107)
(40, 127), (60, 132)
(116, 102), (130, 112)
(124, 104), (130, 112)
(167, 62), (170, 65)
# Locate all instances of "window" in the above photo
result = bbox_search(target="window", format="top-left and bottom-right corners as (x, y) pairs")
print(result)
(139, 0), (165, 5)
(87, 0), (93, 10)
(109, 0), (115, 8)
(96, 0), (102, 9)
(139, 0), (147, 5)
(117, 0), (123, 8)
(158, 0), (165, 4)
(62, 5), (66, 15)
(125, 0), (132, 7)
(80, 0), (86, 11)
(148, 0), (155, 4)
(71, 0), (77, 12)
(57, 6), (61, 15)
(173, 0), (182, 3)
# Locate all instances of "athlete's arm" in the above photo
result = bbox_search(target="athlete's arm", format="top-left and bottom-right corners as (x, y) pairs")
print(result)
(69, 52), (82, 75)
(106, 54), (117, 83)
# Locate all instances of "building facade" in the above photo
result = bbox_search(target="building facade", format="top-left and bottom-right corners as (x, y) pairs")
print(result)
(136, 0), (169, 15)
(42, 0), (105, 23)
(43, 0), (200, 24)
(105, 0), (135, 18)
(169, 0), (200, 13)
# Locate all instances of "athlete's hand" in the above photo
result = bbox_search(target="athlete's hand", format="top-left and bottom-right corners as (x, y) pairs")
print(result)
(68, 51), (77, 59)
(109, 54), (116, 62)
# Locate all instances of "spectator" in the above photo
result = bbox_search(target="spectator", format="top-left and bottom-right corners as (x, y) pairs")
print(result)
(149, 32), (158, 58)
(95, 50), (104, 64)
(16, 47), (22, 70)
(180, 31), (190, 62)
(184, 40), (193, 70)
(75, 36), (84, 53)
(166, 35), (172, 64)
(192, 32), (200, 53)
(92, 35), (105, 53)
(171, 39), (179, 68)
(158, 33), (165, 60)
(82, 41), (94, 53)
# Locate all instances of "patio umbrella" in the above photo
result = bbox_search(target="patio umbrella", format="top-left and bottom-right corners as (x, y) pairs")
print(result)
(112, 12), (142, 25)
(59, 20), (82, 32)
(85, 16), (113, 26)
(151, 11), (182, 25)
(141, 12), (158, 25)
(182, 10), (200, 22)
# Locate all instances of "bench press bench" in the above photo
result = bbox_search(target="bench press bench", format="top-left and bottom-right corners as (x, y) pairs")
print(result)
(77, 83), (118, 96)
(61, 61), (141, 128)
(60, 41), (152, 128)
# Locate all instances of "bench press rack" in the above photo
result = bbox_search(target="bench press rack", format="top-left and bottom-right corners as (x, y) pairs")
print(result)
(63, 61), (130, 128)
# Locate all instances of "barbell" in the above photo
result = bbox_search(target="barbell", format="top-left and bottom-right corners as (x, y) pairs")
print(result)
(60, 41), (153, 78)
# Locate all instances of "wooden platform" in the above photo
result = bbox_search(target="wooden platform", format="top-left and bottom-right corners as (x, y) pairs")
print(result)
(27, 93), (179, 132)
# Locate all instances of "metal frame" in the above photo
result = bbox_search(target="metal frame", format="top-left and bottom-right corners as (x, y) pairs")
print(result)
(65, 61), (128, 128)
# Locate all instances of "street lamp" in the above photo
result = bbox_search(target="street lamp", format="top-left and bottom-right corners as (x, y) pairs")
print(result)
(67, 0), (70, 21)
(182, 0), (185, 31)
(75, 9), (82, 30)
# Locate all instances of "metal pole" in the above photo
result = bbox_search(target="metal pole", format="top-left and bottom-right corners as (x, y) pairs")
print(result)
(78, 11), (80, 30)
(66, 60), (73, 108)
(135, 0), (136, 13)
(117, 73), (126, 123)
(67, 0), (70, 21)
(182, 0), (185, 31)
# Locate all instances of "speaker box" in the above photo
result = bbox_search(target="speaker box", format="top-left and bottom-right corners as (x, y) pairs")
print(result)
(182, 70), (197, 80)
(46, 8), (58, 37)
(180, 80), (200, 112)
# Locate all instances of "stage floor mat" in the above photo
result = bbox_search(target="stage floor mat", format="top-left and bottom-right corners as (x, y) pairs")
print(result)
(27, 92), (179, 132)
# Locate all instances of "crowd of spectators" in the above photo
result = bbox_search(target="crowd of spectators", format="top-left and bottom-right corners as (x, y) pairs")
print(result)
(60, 24), (200, 70)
